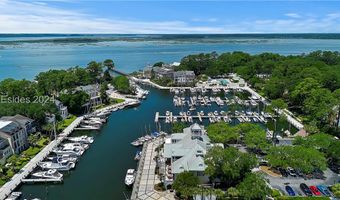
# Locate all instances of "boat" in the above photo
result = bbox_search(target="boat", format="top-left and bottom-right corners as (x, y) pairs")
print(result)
(32, 169), (63, 179)
(63, 143), (89, 150)
(131, 140), (143, 147)
(52, 147), (84, 157)
(38, 160), (75, 171)
(68, 136), (94, 144)
(134, 151), (142, 161)
(47, 154), (78, 163)
(124, 169), (136, 186)
(189, 106), (196, 111)
(5, 192), (22, 200)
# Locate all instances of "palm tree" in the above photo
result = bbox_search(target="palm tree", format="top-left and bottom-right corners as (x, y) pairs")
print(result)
(103, 59), (115, 70)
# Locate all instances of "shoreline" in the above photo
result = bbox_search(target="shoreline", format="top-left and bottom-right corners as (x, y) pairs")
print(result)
(0, 98), (140, 200)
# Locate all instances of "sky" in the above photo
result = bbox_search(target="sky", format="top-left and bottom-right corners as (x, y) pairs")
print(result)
(0, 0), (340, 33)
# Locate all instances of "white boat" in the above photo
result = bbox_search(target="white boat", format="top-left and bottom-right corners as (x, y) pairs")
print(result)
(63, 143), (89, 150)
(32, 169), (63, 179)
(52, 147), (84, 157)
(124, 169), (136, 186)
(38, 161), (75, 171)
(131, 140), (143, 147)
(5, 192), (22, 200)
(47, 154), (78, 163)
(68, 136), (94, 144)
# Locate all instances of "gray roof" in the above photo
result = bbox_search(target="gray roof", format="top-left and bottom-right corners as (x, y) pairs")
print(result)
(164, 125), (211, 174)
(0, 115), (33, 128)
(0, 120), (21, 136)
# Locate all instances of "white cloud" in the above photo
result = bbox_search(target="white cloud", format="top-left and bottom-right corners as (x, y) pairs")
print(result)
(285, 13), (301, 18)
(0, 0), (340, 33)
(0, 0), (226, 33)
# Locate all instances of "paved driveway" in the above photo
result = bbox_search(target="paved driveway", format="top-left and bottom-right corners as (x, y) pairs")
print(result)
(265, 169), (339, 196)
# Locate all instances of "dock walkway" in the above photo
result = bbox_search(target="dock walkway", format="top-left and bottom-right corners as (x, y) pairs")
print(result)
(0, 117), (83, 200)
(131, 138), (174, 200)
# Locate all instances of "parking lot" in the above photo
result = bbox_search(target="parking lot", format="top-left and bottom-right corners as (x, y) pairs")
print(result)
(264, 168), (339, 196)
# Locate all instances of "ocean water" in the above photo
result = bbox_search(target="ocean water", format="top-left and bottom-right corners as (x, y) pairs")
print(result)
(1, 34), (340, 80)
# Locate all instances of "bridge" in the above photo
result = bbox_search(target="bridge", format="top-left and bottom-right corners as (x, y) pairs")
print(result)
(111, 68), (129, 77)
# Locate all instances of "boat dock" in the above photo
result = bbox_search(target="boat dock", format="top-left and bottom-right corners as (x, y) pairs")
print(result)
(131, 137), (174, 200)
(155, 112), (275, 123)
(0, 117), (83, 200)
(0, 100), (141, 200)
(22, 178), (63, 183)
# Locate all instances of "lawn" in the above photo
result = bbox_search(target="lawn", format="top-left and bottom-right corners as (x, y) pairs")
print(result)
(57, 115), (77, 132)
(0, 135), (50, 186)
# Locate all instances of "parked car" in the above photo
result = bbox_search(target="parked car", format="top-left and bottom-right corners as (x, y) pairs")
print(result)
(312, 169), (326, 180)
(309, 186), (321, 196)
(278, 167), (288, 177)
(287, 167), (297, 177)
(300, 183), (313, 196)
(285, 186), (296, 196)
(295, 169), (304, 177)
(316, 185), (331, 196)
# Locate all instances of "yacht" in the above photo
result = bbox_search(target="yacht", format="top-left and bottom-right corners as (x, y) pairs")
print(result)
(47, 154), (78, 163)
(68, 136), (94, 144)
(124, 169), (136, 187)
(38, 160), (75, 171)
(52, 147), (84, 157)
(32, 169), (63, 179)
(63, 143), (89, 150)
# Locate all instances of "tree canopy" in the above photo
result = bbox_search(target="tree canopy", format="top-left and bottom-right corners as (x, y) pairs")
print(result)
(236, 173), (271, 200)
(266, 145), (327, 173)
(172, 171), (199, 199)
(204, 147), (257, 186)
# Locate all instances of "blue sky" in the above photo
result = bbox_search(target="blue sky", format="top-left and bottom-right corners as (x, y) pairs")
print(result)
(0, 0), (340, 33)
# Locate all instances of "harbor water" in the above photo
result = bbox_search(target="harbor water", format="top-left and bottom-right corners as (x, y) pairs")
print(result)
(1, 34), (340, 80)
(18, 87), (292, 200)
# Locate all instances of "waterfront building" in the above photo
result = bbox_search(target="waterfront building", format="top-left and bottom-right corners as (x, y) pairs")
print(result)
(0, 119), (28, 154)
(55, 100), (69, 120)
(173, 70), (195, 85)
(0, 138), (12, 164)
(0, 114), (36, 134)
(152, 67), (174, 79)
(163, 123), (212, 186)
(76, 84), (102, 107)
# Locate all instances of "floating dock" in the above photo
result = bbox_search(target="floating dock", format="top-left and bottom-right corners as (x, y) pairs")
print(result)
(22, 178), (63, 183)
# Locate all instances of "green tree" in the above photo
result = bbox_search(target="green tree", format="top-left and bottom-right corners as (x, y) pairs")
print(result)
(172, 171), (199, 199)
(87, 61), (103, 81)
(237, 173), (271, 200)
(204, 147), (257, 186)
(291, 78), (321, 107)
(59, 91), (89, 115)
(171, 122), (186, 133)
(206, 122), (240, 144)
(243, 128), (270, 152)
(112, 75), (133, 94)
(103, 59), (114, 70)
(266, 146), (327, 173)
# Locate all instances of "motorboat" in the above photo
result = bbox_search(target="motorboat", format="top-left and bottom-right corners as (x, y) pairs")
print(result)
(63, 143), (89, 150)
(124, 169), (136, 187)
(47, 154), (78, 163)
(134, 151), (142, 161)
(32, 169), (63, 179)
(67, 136), (94, 144)
(52, 147), (84, 157)
(38, 160), (75, 171)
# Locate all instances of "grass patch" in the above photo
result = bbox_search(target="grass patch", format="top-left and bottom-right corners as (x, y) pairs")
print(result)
(0, 135), (50, 186)
(57, 115), (77, 132)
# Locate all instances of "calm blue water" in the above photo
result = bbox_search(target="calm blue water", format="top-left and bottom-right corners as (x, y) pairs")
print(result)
(1, 34), (340, 80)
